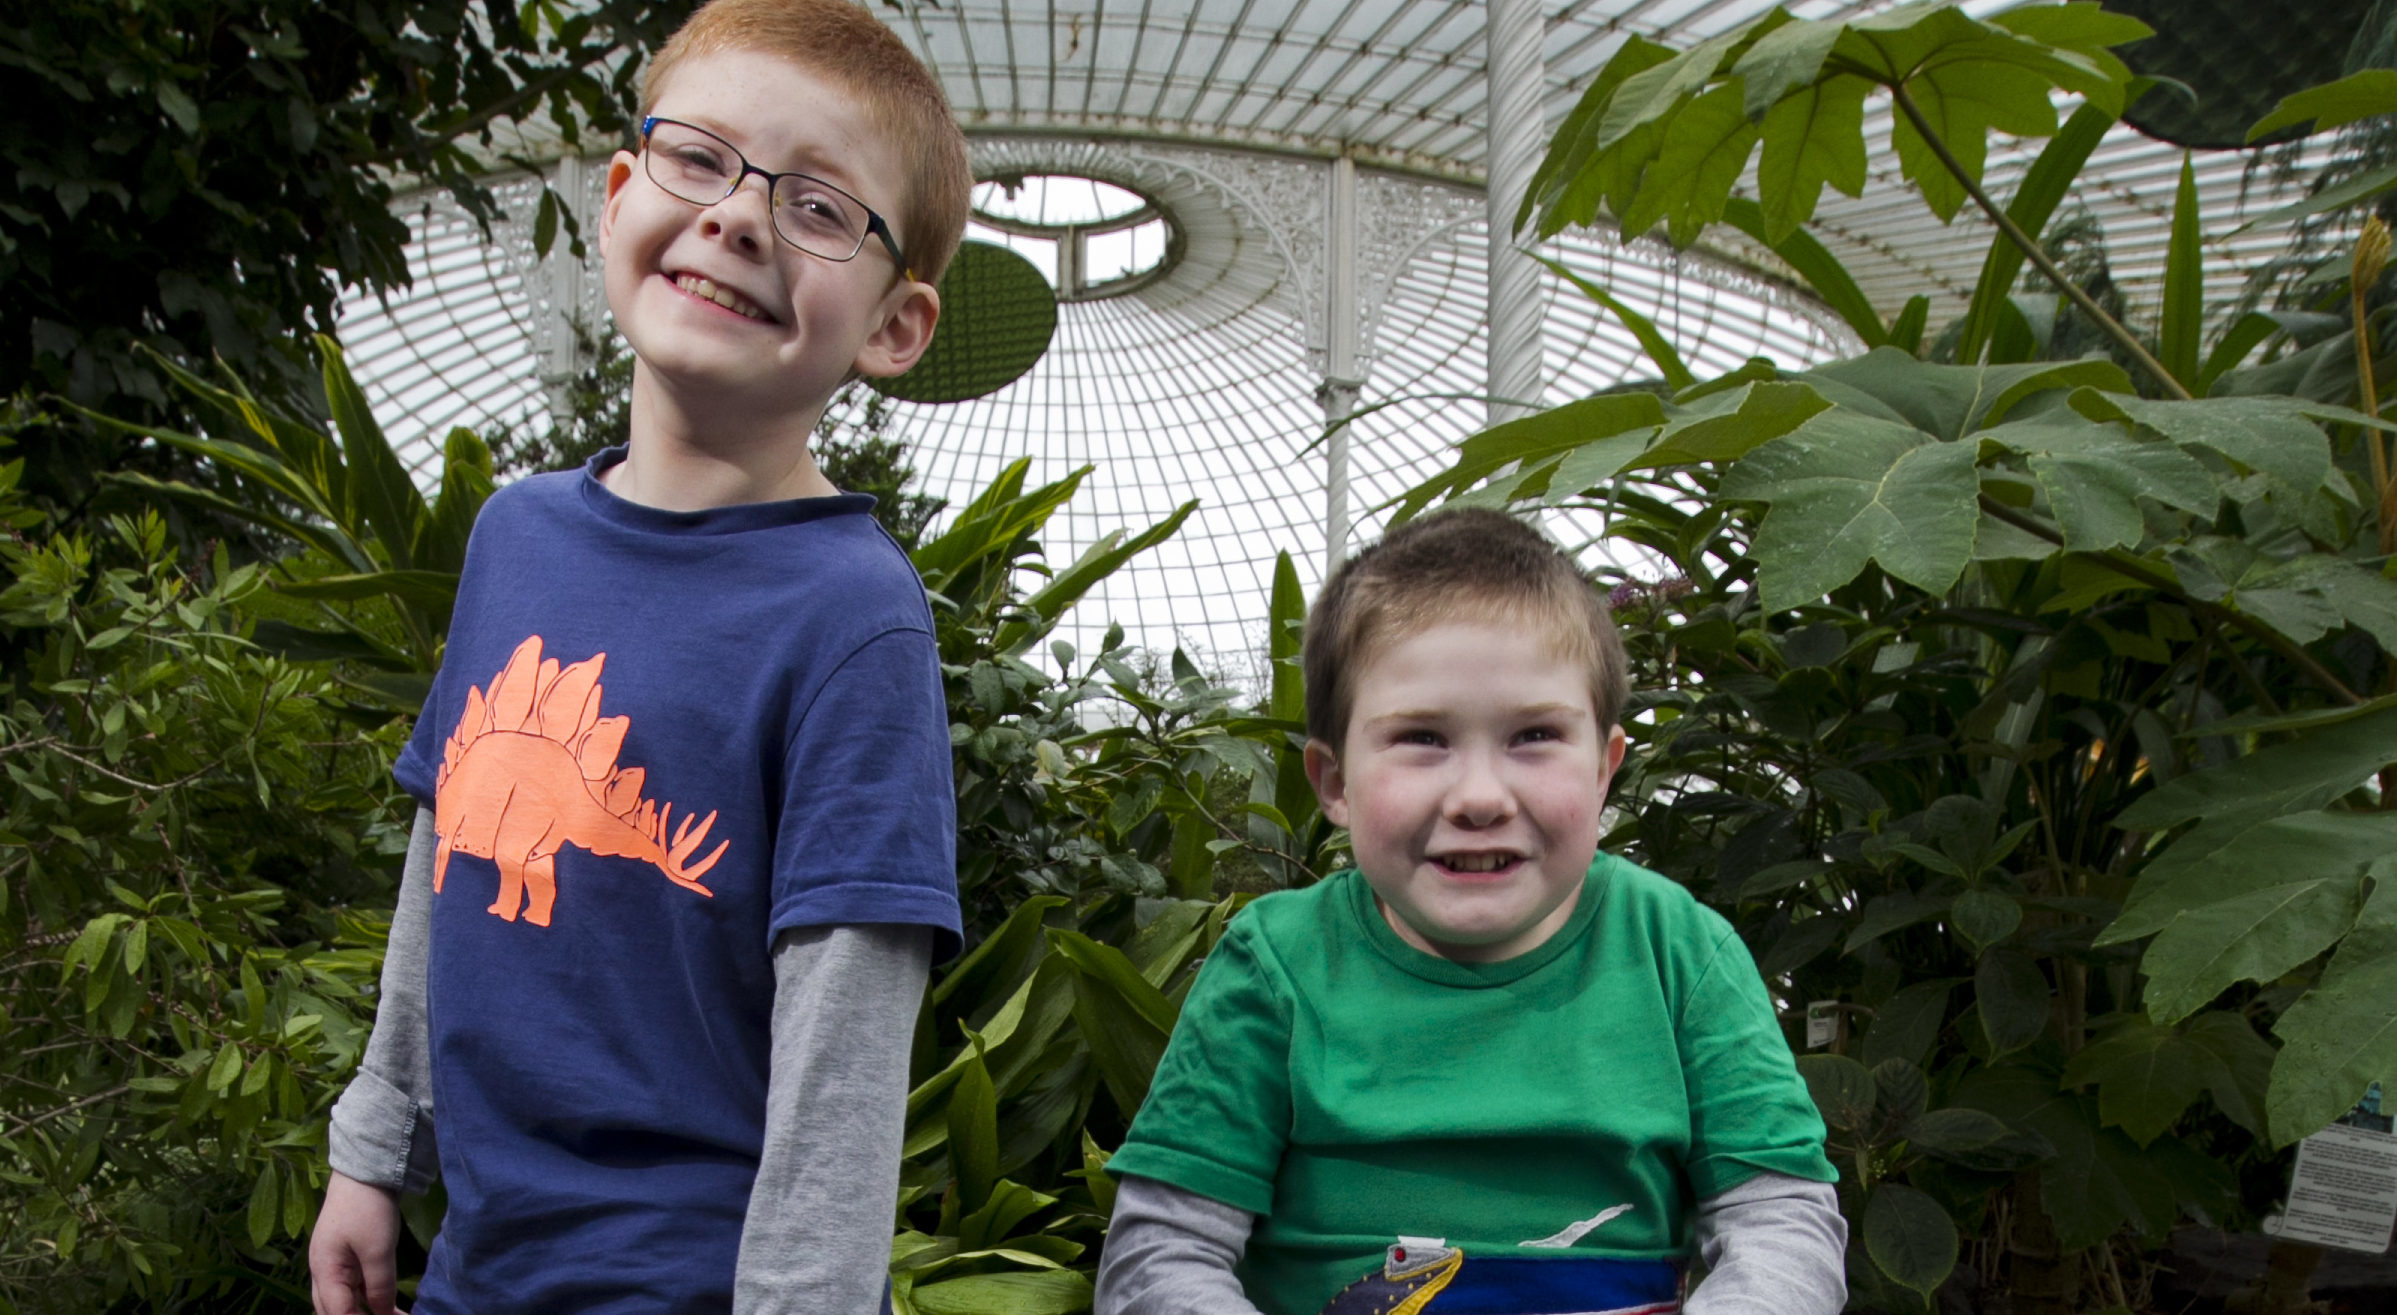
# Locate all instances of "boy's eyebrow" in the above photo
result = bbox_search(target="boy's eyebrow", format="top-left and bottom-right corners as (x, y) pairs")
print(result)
(1364, 701), (1586, 726)
(673, 111), (866, 189)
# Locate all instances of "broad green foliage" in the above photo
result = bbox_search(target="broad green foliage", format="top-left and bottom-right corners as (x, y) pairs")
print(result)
(1431, 10), (2397, 1304)
(73, 338), (495, 712)
(2, 0), (697, 518)
(0, 467), (410, 1308)
(1522, 3), (2148, 249)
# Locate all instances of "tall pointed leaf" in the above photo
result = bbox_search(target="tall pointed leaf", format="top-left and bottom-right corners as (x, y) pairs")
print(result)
(1957, 103), (2116, 362)
(2159, 156), (2203, 390)
(2270, 880), (2397, 1143)
(1538, 256), (1693, 390)
(316, 335), (426, 572)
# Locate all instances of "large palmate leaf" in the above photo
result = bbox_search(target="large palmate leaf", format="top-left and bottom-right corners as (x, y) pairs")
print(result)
(1803, 350), (2129, 442)
(1720, 411), (1980, 610)
(2062, 1013), (2272, 1147)
(2113, 705), (2397, 835)
(2270, 880), (2397, 1142)
(1524, 2), (2146, 246)
(1978, 416), (2216, 552)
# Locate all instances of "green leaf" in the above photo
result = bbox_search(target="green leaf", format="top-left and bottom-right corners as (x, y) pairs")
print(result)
(1637, 381), (1832, 469)
(2182, 1010), (2275, 1139)
(1537, 256), (1692, 390)
(1864, 1183), (1958, 1299)
(2138, 858), (2367, 1025)
(2268, 879), (2397, 1143)
(998, 500), (1196, 655)
(1975, 948), (2049, 1055)
(1754, 74), (1871, 242)
(1957, 103), (2116, 363)
(2159, 156), (2202, 391)
(246, 1163), (280, 1248)
(2061, 1017), (2210, 1145)
(1950, 889), (2021, 954)
(2248, 68), (2397, 142)
(1797, 1053), (1877, 1131)
(2232, 160), (2397, 235)
(272, 569), (461, 611)
(1902, 1106), (2014, 1160)
(2114, 706), (2397, 833)
(910, 1270), (1093, 1315)
(1862, 980), (1953, 1069)
(1524, 37), (1679, 235)
(1046, 929), (1175, 1112)
(2197, 312), (2292, 394)
(1387, 393), (1665, 525)
(947, 1042), (1000, 1215)
(316, 335), (426, 572)
(1617, 82), (1760, 246)
(1978, 415), (2217, 552)
(1721, 412), (1981, 611)
(1955, 1065), (2157, 1248)
(1731, 16), (1845, 117)
(533, 188), (559, 259)
(2074, 392), (2333, 496)
(1890, 59), (2061, 222)
(1807, 350), (2129, 441)
(1886, 295), (1930, 357)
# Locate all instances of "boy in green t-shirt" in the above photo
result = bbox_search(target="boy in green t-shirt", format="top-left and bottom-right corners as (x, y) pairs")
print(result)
(1097, 509), (1845, 1315)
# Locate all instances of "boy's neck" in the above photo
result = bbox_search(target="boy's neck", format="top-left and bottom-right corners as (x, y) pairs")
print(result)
(601, 365), (842, 510)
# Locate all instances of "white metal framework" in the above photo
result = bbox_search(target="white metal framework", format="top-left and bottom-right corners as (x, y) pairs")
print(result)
(339, 0), (2346, 673)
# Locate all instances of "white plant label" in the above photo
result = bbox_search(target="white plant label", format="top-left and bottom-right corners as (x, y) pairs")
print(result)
(1805, 1000), (1839, 1050)
(2268, 1122), (2397, 1254)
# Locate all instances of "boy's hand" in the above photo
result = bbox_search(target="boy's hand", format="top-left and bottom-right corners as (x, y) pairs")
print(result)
(309, 1171), (403, 1315)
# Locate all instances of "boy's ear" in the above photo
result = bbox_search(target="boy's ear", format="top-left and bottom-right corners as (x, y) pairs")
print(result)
(1600, 724), (1628, 780)
(853, 281), (941, 379)
(1302, 738), (1351, 829)
(598, 151), (639, 260)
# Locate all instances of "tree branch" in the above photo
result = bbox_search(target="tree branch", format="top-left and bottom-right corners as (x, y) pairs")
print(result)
(1890, 85), (2192, 401)
(1977, 494), (2364, 704)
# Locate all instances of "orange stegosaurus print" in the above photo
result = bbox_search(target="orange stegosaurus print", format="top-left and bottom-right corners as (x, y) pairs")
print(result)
(433, 635), (729, 926)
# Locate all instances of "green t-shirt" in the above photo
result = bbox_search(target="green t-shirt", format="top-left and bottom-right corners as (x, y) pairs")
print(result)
(1106, 854), (1836, 1315)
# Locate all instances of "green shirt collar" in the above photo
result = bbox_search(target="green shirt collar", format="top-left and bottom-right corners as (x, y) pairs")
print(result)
(1339, 854), (1619, 987)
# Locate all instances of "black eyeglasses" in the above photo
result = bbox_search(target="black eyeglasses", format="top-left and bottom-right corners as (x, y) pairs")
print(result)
(639, 116), (913, 280)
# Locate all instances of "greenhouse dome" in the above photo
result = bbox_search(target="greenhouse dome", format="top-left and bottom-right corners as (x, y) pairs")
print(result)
(338, 0), (2348, 673)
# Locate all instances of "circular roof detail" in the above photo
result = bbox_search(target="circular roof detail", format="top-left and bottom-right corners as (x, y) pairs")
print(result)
(968, 175), (1180, 302)
(866, 239), (1059, 405)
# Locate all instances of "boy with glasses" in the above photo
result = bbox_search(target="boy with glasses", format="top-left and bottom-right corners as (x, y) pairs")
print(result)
(1096, 510), (1846, 1315)
(307, 2), (970, 1311)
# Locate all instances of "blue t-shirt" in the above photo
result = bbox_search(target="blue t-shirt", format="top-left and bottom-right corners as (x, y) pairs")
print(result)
(393, 451), (961, 1313)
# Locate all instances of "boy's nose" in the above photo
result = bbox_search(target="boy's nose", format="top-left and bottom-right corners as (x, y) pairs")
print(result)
(701, 176), (775, 254)
(1443, 753), (1517, 826)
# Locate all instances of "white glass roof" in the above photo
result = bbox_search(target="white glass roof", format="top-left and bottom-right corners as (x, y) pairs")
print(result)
(339, 0), (2352, 682)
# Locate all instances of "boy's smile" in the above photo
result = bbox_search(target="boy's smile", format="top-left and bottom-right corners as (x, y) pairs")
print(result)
(1306, 619), (1628, 964)
(598, 49), (934, 428)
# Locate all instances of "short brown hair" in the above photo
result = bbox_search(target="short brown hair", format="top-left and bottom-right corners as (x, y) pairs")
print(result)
(1303, 508), (1630, 751)
(643, 0), (973, 286)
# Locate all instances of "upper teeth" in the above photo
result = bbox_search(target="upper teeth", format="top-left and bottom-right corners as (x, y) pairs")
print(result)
(677, 274), (766, 321)
(1444, 854), (1511, 873)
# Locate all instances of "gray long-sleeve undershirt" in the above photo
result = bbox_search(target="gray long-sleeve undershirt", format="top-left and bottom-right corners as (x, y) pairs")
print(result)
(326, 806), (930, 1315)
(1094, 1169), (1846, 1315)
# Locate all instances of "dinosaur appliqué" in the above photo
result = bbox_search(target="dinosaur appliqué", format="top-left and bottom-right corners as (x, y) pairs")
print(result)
(433, 635), (730, 926)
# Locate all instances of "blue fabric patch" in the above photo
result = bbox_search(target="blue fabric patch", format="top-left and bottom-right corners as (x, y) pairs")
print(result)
(1431, 1257), (1680, 1314)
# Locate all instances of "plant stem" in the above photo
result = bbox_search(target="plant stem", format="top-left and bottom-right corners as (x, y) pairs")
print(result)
(1890, 85), (2193, 401)
(1976, 495), (2364, 704)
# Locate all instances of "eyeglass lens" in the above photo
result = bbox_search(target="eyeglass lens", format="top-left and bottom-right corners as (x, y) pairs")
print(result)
(643, 120), (870, 261)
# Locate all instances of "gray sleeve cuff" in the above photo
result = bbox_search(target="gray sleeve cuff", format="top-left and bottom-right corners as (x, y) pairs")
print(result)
(1095, 1174), (1265, 1315)
(326, 805), (439, 1195)
(733, 923), (933, 1315)
(1686, 1171), (1848, 1315)
(328, 1065), (439, 1194)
